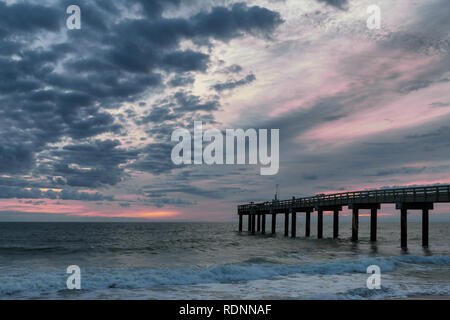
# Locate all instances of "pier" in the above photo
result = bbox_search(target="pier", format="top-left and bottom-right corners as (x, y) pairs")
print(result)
(237, 185), (450, 248)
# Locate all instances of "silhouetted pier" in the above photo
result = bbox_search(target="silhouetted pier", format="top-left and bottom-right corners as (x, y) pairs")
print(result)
(237, 185), (450, 248)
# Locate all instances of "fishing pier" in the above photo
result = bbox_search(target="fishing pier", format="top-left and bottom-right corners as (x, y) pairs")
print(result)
(237, 185), (450, 248)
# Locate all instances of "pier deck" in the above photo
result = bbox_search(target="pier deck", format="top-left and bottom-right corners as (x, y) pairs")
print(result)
(237, 185), (450, 248)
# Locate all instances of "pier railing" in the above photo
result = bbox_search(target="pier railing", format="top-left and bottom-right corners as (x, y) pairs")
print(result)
(237, 184), (450, 248)
(238, 185), (450, 213)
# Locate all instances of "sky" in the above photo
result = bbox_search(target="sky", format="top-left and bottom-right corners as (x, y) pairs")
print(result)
(0, 0), (449, 222)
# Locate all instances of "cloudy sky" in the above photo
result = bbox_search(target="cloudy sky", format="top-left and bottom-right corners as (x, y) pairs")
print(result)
(1, 0), (449, 221)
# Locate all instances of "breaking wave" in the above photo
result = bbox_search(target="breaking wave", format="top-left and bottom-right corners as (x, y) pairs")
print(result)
(1, 255), (449, 298)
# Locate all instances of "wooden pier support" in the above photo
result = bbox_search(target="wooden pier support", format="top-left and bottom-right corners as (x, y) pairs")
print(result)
(396, 202), (433, 248)
(348, 203), (380, 242)
(401, 208), (407, 248)
(257, 214), (261, 232)
(261, 214), (266, 234)
(333, 209), (339, 239)
(422, 208), (429, 247)
(238, 214), (243, 232)
(352, 208), (359, 242)
(247, 214), (251, 232)
(317, 209), (323, 239)
(284, 212), (289, 237)
(251, 214), (256, 235)
(315, 206), (342, 239)
(291, 208), (314, 237)
(271, 211), (276, 234)
(305, 211), (311, 237)
(370, 207), (377, 242)
(291, 211), (296, 238)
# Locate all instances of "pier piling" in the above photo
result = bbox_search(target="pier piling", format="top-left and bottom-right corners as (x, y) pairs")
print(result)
(305, 211), (311, 237)
(317, 209), (323, 239)
(291, 210), (296, 238)
(262, 214), (266, 234)
(333, 209), (339, 239)
(422, 208), (428, 247)
(271, 211), (276, 234)
(396, 202), (433, 248)
(284, 212), (289, 237)
(348, 203), (380, 242)
(401, 208), (407, 248)
(251, 213), (256, 235)
(352, 208), (359, 242)
(370, 207), (377, 242)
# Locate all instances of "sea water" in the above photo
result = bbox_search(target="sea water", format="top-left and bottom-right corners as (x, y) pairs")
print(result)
(0, 221), (449, 299)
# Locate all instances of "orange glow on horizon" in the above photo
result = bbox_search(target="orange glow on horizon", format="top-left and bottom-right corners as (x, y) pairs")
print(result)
(0, 199), (182, 220)
(359, 213), (393, 217)
(115, 211), (181, 219)
(77, 209), (182, 219)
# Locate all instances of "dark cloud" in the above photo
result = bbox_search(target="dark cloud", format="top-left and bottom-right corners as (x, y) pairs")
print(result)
(303, 174), (318, 180)
(0, 1), (282, 184)
(130, 143), (179, 175)
(59, 189), (114, 201)
(23, 200), (46, 205)
(429, 102), (450, 108)
(142, 184), (243, 199)
(162, 50), (210, 72)
(44, 140), (139, 188)
(0, 144), (35, 174)
(139, 107), (178, 124)
(168, 74), (195, 87)
(381, 32), (450, 55)
(316, 0), (348, 10)
(154, 198), (196, 208)
(398, 80), (434, 93)
(144, 123), (182, 140)
(0, 185), (113, 201)
(379, 182), (449, 190)
(224, 64), (243, 74)
(212, 73), (256, 92)
(376, 1), (450, 55)
(173, 91), (220, 112)
(0, 0), (287, 216)
(136, 197), (197, 208)
(137, 91), (221, 130)
(372, 166), (428, 177)
(0, 2), (62, 33)
(406, 126), (450, 140)
(191, 3), (284, 41)
(133, 0), (183, 19)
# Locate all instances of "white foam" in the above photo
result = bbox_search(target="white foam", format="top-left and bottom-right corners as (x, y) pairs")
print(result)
(1, 255), (449, 299)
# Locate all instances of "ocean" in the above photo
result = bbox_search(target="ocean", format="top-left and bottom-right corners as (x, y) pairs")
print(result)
(0, 221), (449, 299)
